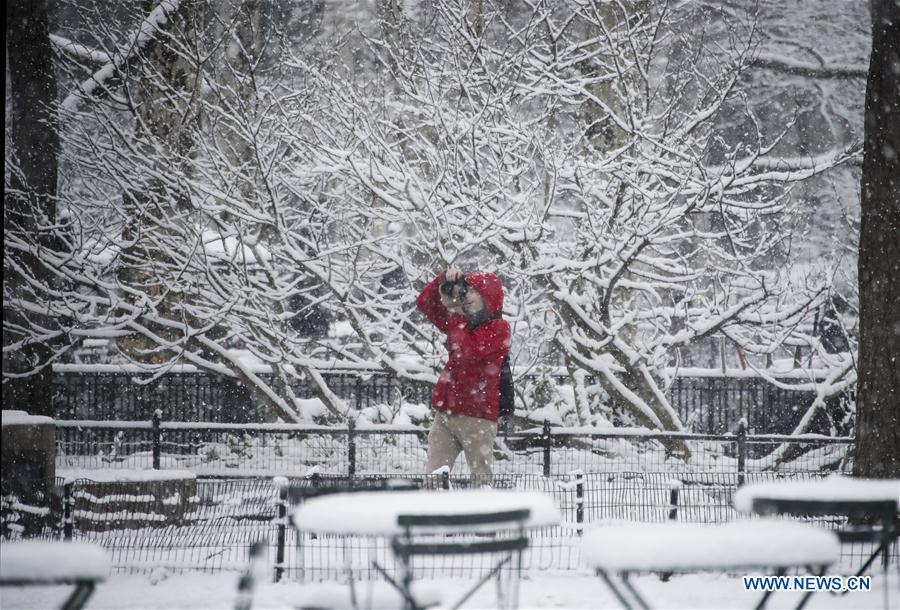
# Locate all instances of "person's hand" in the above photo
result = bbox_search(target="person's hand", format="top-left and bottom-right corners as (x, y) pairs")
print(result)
(441, 267), (464, 315)
(445, 266), (464, 282)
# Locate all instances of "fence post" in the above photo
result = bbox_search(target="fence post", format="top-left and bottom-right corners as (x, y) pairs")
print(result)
(308, 471), (320, 541)
(63, 481), (74, 540)
(273, 477), (287, 582)
(658, 480), (682, 583)
(542, 420), (552, 478)
(574, 470), (584, 537)
(152, 409), (162, 470)
(736, 418), (747, 487)
(719, 335), (727, 374)
(667, 480), (681, 521)
(347, 418), (356, 480)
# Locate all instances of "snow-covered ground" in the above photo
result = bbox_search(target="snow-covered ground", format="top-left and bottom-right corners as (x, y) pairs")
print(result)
(1, 568), (893, 609)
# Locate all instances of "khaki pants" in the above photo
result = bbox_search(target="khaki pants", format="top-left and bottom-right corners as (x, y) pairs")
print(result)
(426, 410), (497, 486)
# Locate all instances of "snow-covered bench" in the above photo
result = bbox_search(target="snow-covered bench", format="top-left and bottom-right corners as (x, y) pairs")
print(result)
(0, 541), (109, 610)
(583, 520), (840, 610)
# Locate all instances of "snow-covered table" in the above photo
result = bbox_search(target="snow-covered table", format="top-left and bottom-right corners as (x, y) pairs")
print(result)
(291, 488), (561, 535)
(583, 520), (840, 610)
(735, 476), (899, 578)
(0, 541), (109, 610)
(291, 489), (560, 609)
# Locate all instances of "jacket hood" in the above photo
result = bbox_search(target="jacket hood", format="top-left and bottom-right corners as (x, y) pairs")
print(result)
(465, 273), (504, 316)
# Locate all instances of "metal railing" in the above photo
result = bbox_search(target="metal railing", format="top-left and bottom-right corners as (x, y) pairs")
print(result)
(54, 416), (855, 479)
(52, 369), (853, 434)
(52, 370), (432, 423)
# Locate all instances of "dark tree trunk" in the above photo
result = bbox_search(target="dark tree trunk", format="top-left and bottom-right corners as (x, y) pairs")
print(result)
(3, 0), (60, 416)
(853, 0), (900, 478)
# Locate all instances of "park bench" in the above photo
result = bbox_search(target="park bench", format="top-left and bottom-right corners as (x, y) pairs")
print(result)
(0, 541), (109, 610)
(583, 520), (840, 610)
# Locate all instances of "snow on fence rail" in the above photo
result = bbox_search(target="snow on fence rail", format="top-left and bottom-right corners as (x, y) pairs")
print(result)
(54, 417), (855, 479)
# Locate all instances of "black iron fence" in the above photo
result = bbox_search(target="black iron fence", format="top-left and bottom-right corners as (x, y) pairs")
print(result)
(52, 370), (430, 423)
(668, 375), (854, 435)
(54, 417), (855, 479)
(52, 369), (853, 435)
(3, 471), (891, 581)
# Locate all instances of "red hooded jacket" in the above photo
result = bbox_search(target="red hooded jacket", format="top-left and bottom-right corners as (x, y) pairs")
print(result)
(416, 272), (511, 422)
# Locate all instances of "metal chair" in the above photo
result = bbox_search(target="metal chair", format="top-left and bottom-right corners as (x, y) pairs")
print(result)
(234, 539), (268, 610)
(751, 497), (898, 578)
(375, 508), (530, 610)
(290, 478), (428, 610)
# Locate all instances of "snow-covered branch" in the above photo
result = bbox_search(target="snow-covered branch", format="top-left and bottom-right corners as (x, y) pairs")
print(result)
(60, 0), (183, 112)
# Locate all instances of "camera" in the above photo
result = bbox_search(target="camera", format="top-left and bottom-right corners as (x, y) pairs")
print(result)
(440, 278), (468, 307)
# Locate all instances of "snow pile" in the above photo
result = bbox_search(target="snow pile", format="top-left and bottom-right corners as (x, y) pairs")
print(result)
(0, 568), (891, 610)
(294, 581), (445, 610)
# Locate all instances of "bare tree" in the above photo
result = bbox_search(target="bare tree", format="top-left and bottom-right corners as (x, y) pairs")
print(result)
(4, 0), (861, 444)
(292, 2), (855, 448)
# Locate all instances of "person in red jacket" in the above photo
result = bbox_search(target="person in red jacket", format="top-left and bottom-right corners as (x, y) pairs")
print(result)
(416, 266), (511, 485)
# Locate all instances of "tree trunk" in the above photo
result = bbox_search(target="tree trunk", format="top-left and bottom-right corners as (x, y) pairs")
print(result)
(852, 0), (900, 479)
(115, 0), (200, 365)
(3, 0), (60, 416)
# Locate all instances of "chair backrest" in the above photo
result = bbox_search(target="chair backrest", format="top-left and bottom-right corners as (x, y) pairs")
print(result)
(393, 509), (530, 557)
(752, 498), (899, 526)
(397, 509), (530, 529)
